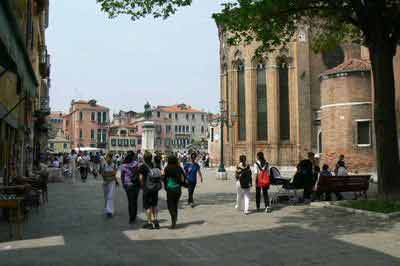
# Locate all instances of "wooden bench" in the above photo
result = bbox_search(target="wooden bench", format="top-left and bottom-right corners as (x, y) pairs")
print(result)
(0, 197), (24, 240)
(316, 175), (371, 199)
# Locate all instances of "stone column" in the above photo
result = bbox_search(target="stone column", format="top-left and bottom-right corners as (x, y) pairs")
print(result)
(267, 60), (279, 165)
(142, 121), (155, 153)
(245, 65), (256, 163)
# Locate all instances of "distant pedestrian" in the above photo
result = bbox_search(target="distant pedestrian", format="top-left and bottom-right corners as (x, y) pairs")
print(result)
(235, 155), (252, 215)
(120, 152), (140, 224)
(254, 152), (271, 213)
(92, 152), (102, 178)
(184, 153), (203, 208)
(164, 155), (186, 229)
(68, 150), (77, 183)
(139, 152), (162, 229)
(77, 152), (90, 182)
(101, 153), (119, 218)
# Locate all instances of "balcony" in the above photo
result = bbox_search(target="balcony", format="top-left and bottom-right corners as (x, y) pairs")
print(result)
(40, 96), (50, 115)
(39, 46), (51, 78)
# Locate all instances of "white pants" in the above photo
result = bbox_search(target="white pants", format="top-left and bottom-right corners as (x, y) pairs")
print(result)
(103, 181), (116, 214)
(242, 188), (251, 213)
(236, 180), (242, 208)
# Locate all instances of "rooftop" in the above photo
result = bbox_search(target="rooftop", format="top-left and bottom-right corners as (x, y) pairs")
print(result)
(321, 58), (371, 77)
(155, 103), (203, 113)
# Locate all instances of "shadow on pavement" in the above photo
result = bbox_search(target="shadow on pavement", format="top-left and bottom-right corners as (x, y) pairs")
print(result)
(0, 225), (398, 266)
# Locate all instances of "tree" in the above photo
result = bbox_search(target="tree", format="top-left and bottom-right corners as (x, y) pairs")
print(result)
(97, 0), (400, 199)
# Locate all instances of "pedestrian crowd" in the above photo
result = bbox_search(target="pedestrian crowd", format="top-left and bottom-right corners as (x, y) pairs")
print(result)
(43, 149), (350, 223)
(234, 152), (350, 215)
(47, 149), (204, 230)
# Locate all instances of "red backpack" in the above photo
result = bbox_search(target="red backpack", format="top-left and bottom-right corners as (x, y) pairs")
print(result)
(257, 163), (270, 188)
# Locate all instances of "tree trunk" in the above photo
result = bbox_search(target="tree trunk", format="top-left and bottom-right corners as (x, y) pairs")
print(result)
(369, 43), (400, 199)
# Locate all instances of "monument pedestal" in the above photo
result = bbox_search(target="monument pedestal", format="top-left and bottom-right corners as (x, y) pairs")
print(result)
(142, 121), (155, 153)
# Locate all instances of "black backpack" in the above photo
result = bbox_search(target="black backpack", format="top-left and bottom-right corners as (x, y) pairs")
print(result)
(239, 167), (252, 189)
(144, 164), (162, 192)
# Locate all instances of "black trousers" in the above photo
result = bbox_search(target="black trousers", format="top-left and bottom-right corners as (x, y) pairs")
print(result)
(125, 185), (140, 222)
(167, 189), (181, 224)
(256, 187), (270, 209)
(187, 182), (196, 204)
(80, 167), (88, 180)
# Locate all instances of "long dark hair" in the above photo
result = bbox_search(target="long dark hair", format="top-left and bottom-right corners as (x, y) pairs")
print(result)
(257, 152), (267, 167)
(239, 155), (247, 165)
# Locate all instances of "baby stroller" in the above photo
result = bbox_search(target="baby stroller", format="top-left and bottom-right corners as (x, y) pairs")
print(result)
(269, 167), (302, 205)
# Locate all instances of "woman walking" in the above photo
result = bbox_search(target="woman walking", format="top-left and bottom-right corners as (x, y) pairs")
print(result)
(163, 155), (186, 229)
(139, 152), (162, 229)
(254, 152), (271, 213)
(101, 153), (118, 218)
(235, 155), (252, 215)
(120, 152), (140, 224)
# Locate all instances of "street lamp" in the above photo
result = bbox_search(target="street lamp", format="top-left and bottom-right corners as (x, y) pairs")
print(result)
(210, 99), (237, 180)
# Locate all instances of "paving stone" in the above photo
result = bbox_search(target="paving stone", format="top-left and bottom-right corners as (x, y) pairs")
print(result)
(0, 169), (399, 265)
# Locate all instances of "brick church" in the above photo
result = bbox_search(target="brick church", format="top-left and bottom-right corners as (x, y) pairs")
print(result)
(217, 28), (400, 172)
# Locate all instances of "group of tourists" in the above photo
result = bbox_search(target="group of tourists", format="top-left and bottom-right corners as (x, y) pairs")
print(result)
(93, 150), (203, 230)
(234, 151), (349, 214)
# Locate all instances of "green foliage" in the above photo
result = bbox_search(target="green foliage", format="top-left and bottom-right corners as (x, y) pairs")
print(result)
(97, 0), (400, 54)
(340, 199), (400, 214)
(96, 0), (192, 20)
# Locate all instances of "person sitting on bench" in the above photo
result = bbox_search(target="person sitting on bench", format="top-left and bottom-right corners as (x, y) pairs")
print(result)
(315, 164), (343, 201)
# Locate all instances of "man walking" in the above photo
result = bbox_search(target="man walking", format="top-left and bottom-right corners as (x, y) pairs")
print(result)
(184, 152), (203, 208)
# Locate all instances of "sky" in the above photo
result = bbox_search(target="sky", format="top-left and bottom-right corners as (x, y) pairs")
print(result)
(47, 1), (223, 114)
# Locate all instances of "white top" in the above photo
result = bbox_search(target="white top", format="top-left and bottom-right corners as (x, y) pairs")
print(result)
(254, 160), (269, 176)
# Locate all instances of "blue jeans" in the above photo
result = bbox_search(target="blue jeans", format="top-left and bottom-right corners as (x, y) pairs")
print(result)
(187, 182), (196, 204)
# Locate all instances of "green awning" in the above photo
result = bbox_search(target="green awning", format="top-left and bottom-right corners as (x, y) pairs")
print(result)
(0, 1), (38, 97)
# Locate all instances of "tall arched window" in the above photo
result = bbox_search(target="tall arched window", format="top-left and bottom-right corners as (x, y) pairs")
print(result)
(223, 65), (230, 142)
(237, 62), (246, 141)
(278, 58), (290, 141)
(256, 63), (267, 140)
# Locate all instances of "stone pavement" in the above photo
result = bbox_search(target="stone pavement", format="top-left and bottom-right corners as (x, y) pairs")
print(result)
(0, 168), (399, 266)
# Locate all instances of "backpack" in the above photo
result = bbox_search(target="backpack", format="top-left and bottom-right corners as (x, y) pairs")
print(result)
(144, 164), (162, 192)
(166, 177), (181, 191)
(93, 155), (101, 164)
(256, 162), (270, 188)
(122, 162), (139, 186)
(239, 167), (252, 189)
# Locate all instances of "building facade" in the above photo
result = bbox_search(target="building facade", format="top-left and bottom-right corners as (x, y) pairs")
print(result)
(48, 111), (64, 138)
(108, 124), (142, 154)
(151, 104), (209, 153)
(217, 26), (397, 172)
(0, 0), (51, 179)
(63, 99), (110, 149)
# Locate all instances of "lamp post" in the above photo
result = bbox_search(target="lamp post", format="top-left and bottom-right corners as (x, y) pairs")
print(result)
(210, 100), (236, 180)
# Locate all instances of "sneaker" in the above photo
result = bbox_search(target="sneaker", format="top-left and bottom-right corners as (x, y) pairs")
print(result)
(235, 204), (239, 209)
(154, 220), (160, 230)
(265, 207), (271, 213)
(244, 210), (250, 215)
(106, 213), (113, 218)
(142, 223), (154, 230)
(191, 203), (195, 208)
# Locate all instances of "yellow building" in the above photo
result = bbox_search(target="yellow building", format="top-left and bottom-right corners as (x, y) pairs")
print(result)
(0, 0), (50, 181)
(48, 129), (71, 154)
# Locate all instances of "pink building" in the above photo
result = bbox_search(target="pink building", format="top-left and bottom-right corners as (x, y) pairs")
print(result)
(63, 99), (110, 149)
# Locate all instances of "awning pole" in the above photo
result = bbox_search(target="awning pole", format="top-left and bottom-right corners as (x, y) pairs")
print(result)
(0, 95), (26, 122)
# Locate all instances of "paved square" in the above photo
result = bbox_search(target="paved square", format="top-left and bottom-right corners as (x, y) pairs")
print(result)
(0, 169), (399, 265)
